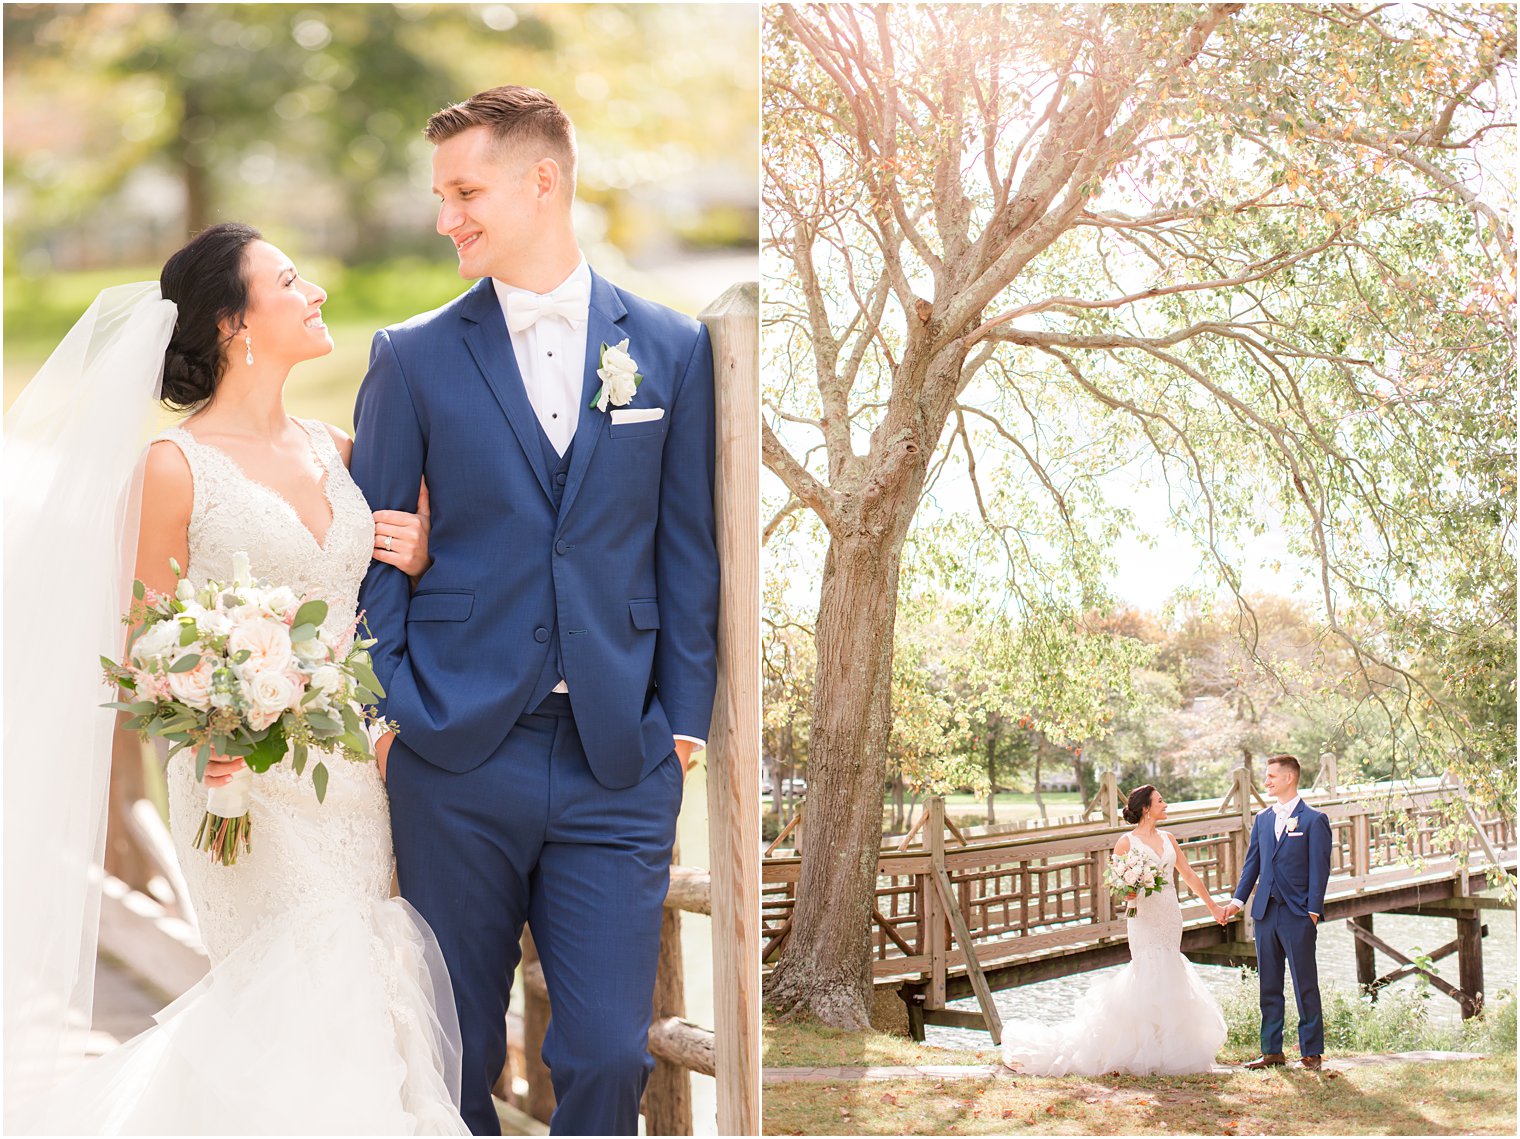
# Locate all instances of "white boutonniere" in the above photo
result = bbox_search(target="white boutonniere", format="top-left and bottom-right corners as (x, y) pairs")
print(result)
(1284, 816), (1299, 833)
(591, 339), (642, 412)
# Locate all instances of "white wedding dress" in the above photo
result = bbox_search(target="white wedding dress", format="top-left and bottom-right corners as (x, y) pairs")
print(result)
(1000, 831), (1227, 1076)
(18, 419), (469, 1134)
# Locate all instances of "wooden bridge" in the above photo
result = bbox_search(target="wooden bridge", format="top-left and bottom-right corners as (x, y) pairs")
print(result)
(762, 765), (1516, 1041)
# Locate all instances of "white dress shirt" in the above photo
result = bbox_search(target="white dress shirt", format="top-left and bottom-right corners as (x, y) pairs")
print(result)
(493, 258), (591, 457)
(491, 262), (705, 753)
(1273, 794), (1302, 840)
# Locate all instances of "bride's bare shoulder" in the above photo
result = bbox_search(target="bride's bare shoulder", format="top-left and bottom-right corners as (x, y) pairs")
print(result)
(143, 438), (192, 499)
(1113, 832), (1132, 855)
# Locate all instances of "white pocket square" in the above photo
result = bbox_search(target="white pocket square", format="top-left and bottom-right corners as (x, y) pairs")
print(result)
(610, 407), (665, 424)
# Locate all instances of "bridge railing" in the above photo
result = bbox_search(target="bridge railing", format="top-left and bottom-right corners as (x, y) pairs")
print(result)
(761, 769), (1516, 1005)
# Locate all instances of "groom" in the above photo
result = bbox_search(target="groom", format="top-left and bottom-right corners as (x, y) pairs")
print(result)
(1221, 754), (1332, 1070)
(351, 87), (718, 1135)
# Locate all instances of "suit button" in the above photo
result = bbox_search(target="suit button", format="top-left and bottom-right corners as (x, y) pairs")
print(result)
(534, 627), (549, 643)
(554, 539), (568, 555)
(555, 472), (567, 486)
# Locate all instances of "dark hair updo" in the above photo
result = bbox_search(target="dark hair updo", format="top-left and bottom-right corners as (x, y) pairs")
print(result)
(1122, 784), (1157, 826)
(158, 222), (262, 409)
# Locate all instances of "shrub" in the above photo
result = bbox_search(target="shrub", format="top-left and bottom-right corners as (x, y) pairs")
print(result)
(1218, 969), (1517, 1054)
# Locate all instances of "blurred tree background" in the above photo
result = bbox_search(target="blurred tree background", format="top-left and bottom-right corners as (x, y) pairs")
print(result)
(4, 2), (759, 425)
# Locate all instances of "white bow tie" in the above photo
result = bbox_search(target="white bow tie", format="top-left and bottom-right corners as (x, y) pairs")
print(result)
(505, 284), (590, 333)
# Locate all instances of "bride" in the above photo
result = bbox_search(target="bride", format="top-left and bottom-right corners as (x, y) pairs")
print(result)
(4, 223), (469, 1133)
(1000, 785), (1229, 1076)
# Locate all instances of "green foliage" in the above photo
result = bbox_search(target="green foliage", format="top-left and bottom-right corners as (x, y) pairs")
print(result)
(764, 1), (1516, 842)
(4, 3), (758, 263)
(1217, 968), (1517, 1054)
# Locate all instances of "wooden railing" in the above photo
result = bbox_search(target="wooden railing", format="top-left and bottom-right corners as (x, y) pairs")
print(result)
(762, 770), (1517, 1008)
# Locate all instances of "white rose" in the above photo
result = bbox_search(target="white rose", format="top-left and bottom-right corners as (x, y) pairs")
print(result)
(597, 339), (640, 407)
(292, 634), (328, 664)
(229, 616), (294, 677)
(310, 664), (344, 696)
(129, 620), (181, 666)
(244, 670), (296, 731)
(259, 586), (300, 623)
(166, 654), (215, 710)
(175, 578), (197, 603)
(193, 609), (232, 639)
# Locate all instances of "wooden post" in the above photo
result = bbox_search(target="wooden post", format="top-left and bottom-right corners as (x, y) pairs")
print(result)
(699, 282), (759, 1137)
(1316, 752), (1339, 794)
(1232, 766), (1254, 941)
(1351, 914), (1376, 995)
(1092, 848), (1113, 927)
(926, 796), (948, 1009)
(1456, 909), (1485, 1018)
(1099, 769), (1120, 826)
(642, 843), (693, 1136)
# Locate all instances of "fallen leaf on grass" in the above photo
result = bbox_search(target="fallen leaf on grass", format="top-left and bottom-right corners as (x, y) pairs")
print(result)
(1002, 1109), (1016, 1119)
(1084, 1096), (1100, 1104)
(1046, 1105), (1056, 1114)
(880, 1093), (897, 1106)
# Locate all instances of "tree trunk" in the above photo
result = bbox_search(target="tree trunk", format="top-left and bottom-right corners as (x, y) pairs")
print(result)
(1033, 736), (1047, 823)
(762, 530), (909, 1028)
(985, 728), (998, 825)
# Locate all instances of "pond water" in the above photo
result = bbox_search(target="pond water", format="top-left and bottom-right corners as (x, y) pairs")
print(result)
(926, 898), (1517, 1050)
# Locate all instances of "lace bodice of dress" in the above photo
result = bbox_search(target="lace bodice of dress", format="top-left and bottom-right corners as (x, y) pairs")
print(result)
(1126, 831), (1183, 961)
(154, 418), (374, 649)
(153, 418), (389, 962)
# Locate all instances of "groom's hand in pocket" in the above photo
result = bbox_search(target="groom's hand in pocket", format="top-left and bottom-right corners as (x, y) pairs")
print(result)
(674, 738), (698, 779)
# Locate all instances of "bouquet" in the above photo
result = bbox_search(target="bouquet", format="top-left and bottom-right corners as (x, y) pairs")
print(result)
(1105, 847), (1168, 918)
(102, 552), (395, 865)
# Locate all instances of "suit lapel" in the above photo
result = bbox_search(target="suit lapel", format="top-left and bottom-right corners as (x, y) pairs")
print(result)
(559, 271), (628, 519)
(459, 279), (554, 505)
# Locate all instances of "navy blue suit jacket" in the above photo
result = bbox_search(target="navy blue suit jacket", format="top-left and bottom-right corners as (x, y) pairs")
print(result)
(1231, 799), (1332, 920)
(350, 272), (719, 789)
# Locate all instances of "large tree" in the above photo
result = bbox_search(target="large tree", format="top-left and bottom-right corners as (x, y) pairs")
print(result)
(762, 2), (1515, 1027)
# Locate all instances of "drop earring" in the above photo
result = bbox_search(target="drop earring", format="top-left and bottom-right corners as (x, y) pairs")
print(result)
(245, 335), (254, 367)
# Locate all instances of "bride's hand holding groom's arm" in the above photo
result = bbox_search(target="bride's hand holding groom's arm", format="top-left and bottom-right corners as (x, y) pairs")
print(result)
(371, 479), (432, 583)
(328, 425), (433, 584)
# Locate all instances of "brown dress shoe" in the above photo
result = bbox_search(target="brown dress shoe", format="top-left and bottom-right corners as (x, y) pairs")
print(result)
(1300, 1055), (1323, 1070)
(1243, 1053), (1287, 1069)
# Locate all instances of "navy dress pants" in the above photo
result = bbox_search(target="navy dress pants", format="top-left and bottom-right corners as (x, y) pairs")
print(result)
(388, 694), (683, 1135)
(1254, 896), (1324, 1057)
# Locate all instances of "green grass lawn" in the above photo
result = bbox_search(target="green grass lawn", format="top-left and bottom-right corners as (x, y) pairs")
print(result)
(763, 1054), (1517, 1135)
(763, 1015), (1517, 1135)
(764, 989), (1518, 1135)
(889, 791), (1086, 828)
(4, 259), (474, 418)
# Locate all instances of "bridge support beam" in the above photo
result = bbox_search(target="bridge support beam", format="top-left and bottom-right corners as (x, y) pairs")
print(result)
(1457, 909), (1485, 1017)
(1351, 914), (1376, 993)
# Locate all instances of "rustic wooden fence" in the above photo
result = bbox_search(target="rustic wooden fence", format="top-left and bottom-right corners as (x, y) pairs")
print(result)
(763, 768), (1516, 1037)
